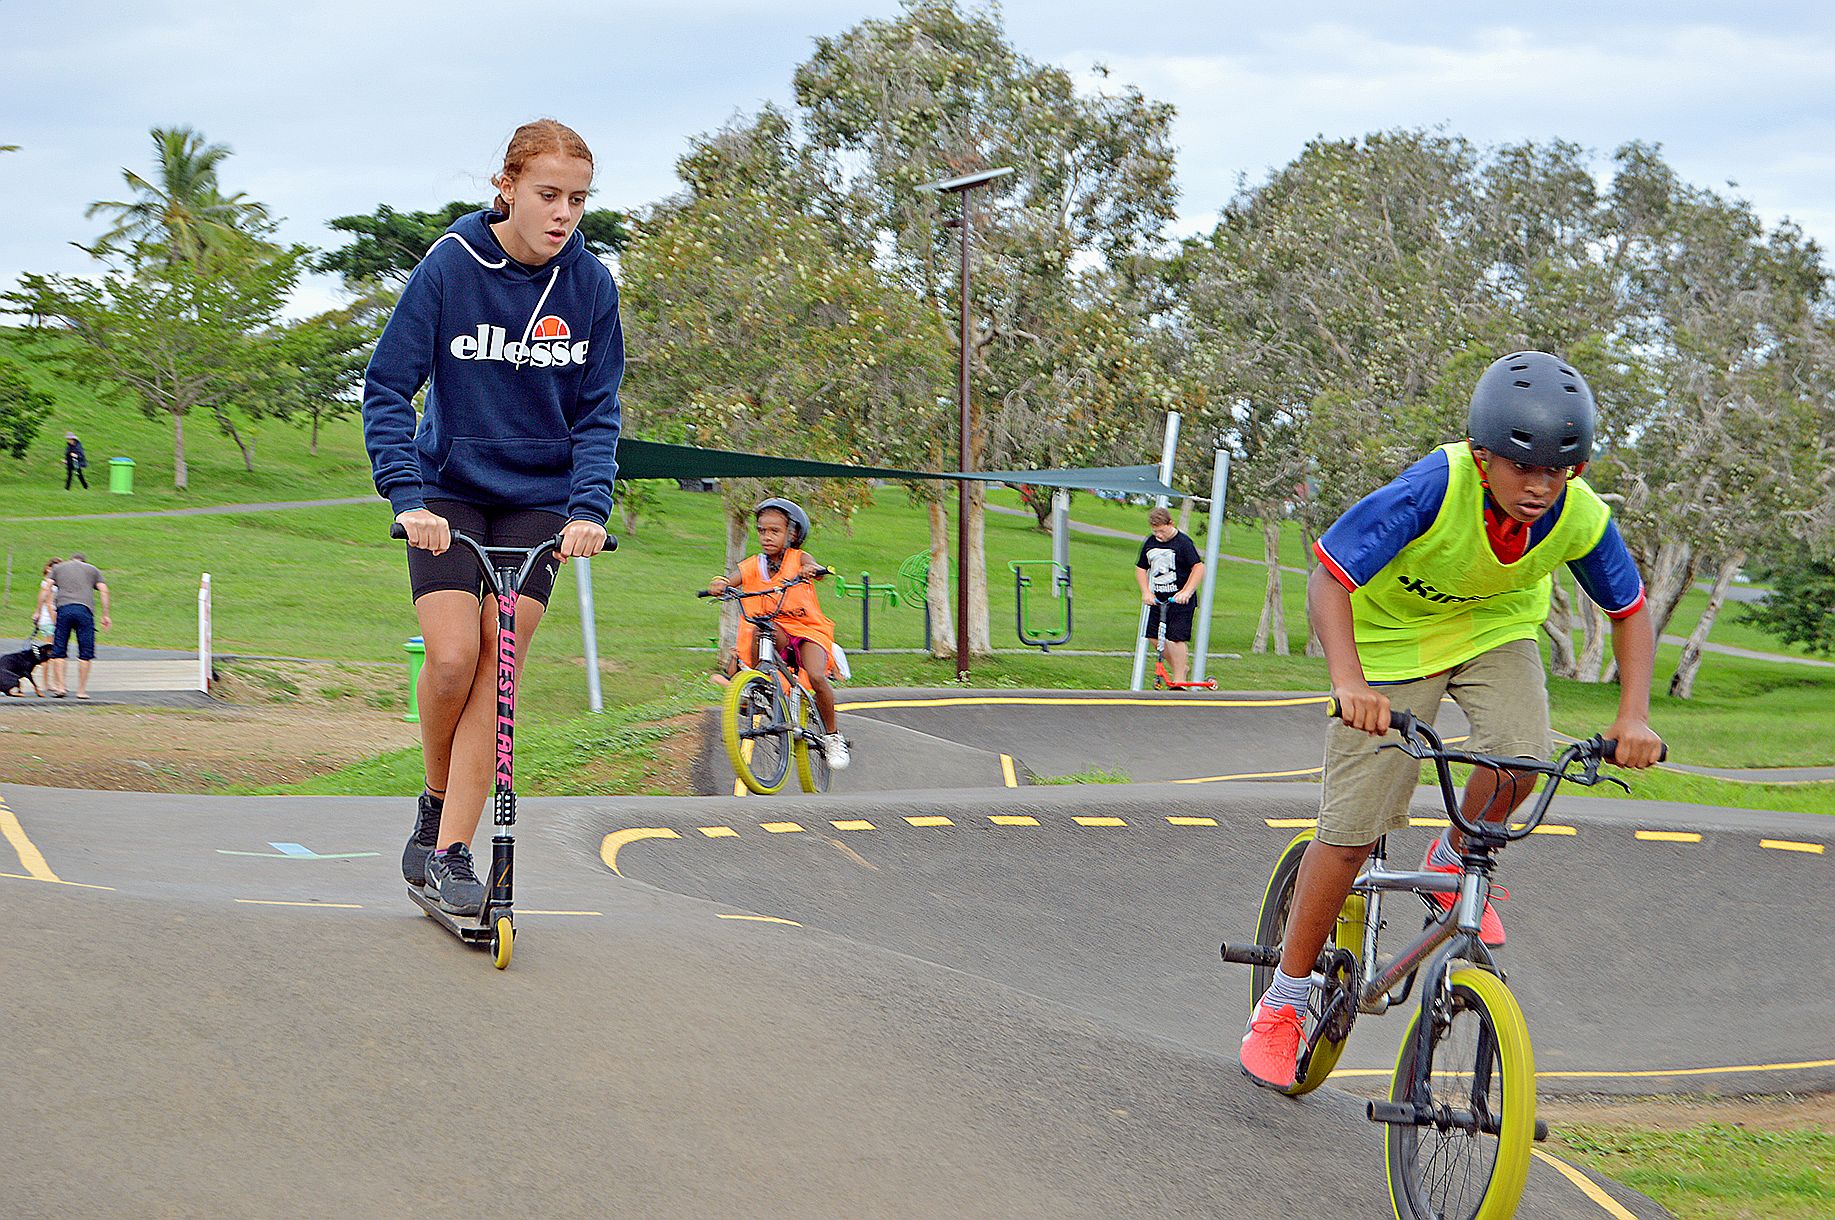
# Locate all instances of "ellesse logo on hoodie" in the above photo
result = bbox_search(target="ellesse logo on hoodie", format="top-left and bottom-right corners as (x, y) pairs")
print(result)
(449, 316), (589, 368)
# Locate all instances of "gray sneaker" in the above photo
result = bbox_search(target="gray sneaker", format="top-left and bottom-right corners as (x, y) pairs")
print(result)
(425, 843), (485, 916)
(402, 790), (444, 887)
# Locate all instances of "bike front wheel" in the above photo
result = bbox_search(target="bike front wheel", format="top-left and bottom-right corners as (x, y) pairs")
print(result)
(723, 669), (792, 795)
(1385, 967), (1535, 1220)
(1250, 829), (1360, 1097)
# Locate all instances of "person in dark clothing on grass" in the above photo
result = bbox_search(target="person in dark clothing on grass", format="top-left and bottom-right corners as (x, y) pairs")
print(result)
(64, 433), (88, 489)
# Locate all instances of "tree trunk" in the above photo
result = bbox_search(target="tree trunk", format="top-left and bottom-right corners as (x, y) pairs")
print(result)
(1177, 496), (1194, 535)
(1023, 486), (1052, 530)
(1668, 551), (1745, 700)
(310, 409), (320, 457)
(213, 406), (255, 472)
(1252, 515), (1289, 656)
(925, 499), (956, 659)
(1545, 573), (1578, 679)
(967, 483), (991, 658)
(172, 410), (188, 490)
(719, 502), (746, 668)
(1577, 587), (1608, 683)
(1603, 540), (1693, 684)
(619, 500), (640, 537)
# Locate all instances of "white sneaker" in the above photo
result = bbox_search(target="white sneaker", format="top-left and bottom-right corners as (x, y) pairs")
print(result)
(821, 733), (851, 770)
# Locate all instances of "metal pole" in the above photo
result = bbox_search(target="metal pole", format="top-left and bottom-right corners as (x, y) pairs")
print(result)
(1130, 411), (1183, 690)
(1191, 448), (1231, 685)
(861, 571), (871, 652)
(575, 555), (604, 713)
(955, 194), (973, 678)
(197, 573), (212, 692)
(1050, 489), (1069, 597)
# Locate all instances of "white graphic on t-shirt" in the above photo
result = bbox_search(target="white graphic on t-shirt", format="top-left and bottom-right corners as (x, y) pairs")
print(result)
(1145, 546), (1180, 594)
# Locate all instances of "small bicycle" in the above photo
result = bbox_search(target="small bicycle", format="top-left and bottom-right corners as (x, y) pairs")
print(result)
(1221, 703), (1661, 1220)
(699, 570), (840, 796)
(1150, 594), (1217, 690)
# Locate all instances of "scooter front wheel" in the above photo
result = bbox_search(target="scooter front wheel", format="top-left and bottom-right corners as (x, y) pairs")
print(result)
(491, 916), (514, 969)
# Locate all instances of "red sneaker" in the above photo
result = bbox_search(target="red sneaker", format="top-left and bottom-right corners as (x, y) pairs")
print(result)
(1239, 1001), (1307, 1089)
(1423, 845), (1506, 946)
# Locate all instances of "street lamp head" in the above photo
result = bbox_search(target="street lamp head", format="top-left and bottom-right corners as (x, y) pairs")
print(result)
(916, 167), (1015, 194)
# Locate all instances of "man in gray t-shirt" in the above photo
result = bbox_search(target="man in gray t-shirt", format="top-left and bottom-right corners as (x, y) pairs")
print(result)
(48, 553), (111, 699)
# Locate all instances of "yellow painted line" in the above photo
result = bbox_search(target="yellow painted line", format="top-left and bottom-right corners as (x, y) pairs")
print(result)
(599, 827), (681, 876)
(1636, 829), (1701, 843)
(1175, 766), (1323, 784)
(906, 815), (954, 827)
(1530, 824), (1578, 836)
(519, 910), (603, 916)
(1266, 817), (1318, 828)
(1073, 816), (1127, 827)
(716, 913), (802, 927)
(999, 753), (1019, 787)
(1762, 839), (1826, 854)
(0, 795), (61, 883)
(1409, 817), (1452, 828)
(989, 815), (1040, 826)
(1530, 1149), (1637, 1220)
(0, 871), (116, 891)
(733, 776), (745, 797)
(831, 819), (876, 831)
(838, 695), (1329, 711)
(760, 821), (804, 833)
(1167, 816), (1218, 826)
(735, 737), (753, 797)
(699, 825), (739, 838)
(1332, 1056), (1835, 1081)
(235, 899), (363, 909)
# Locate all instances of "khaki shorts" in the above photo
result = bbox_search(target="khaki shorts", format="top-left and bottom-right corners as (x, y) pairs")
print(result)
(1317, 638), (1551, 847)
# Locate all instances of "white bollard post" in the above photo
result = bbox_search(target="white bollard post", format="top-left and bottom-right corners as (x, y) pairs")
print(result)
(576, 555), (604, 713)
(197, 573), (212, 692)
(1191, 448), (1231, 685)
(1130, 411), (1181, 691)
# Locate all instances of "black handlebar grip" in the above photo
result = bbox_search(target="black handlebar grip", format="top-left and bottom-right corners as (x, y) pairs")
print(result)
(695, 590), (716, 598)
(1600, 739), (1669, 764)
(389, 523), (408, 540)
(1326, 695), (1414, 738)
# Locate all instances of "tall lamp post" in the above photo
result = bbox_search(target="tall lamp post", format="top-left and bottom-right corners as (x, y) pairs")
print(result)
(918, 166), (1013, 677)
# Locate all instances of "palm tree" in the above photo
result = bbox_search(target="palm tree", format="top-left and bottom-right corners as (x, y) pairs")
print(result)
(86, 127), (270, 264)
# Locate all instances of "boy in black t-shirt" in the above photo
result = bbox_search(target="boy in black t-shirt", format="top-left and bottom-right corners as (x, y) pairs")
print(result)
(1135, 506), (1205, 684)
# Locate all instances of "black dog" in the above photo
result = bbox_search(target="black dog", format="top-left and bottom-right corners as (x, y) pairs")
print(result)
(0, 642), (52, 697)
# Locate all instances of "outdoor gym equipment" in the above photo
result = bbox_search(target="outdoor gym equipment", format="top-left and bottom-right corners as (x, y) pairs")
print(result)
(389, 522), (617, 968)
(1151, 594), (1216, 689)
(831, 571), (899, 652)
(1010, 560), (1072, 651)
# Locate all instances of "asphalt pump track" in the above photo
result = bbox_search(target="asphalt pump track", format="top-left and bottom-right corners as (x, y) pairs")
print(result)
(7, 689), (1831, 1216)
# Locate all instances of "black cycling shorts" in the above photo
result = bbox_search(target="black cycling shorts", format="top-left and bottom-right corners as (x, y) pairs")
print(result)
(406, 499), (567, 606)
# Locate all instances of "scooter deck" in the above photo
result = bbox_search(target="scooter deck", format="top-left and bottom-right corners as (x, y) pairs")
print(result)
(405, 882), (504, 943)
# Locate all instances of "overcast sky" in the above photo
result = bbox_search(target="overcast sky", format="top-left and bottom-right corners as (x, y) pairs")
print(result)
(5, 2), (1831, 315)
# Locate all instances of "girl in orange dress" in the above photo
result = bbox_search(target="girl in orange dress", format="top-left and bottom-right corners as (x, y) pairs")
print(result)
(708, 498), (849, 770)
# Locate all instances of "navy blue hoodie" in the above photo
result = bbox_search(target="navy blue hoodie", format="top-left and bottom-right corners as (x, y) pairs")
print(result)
(362, 210), (623, 524)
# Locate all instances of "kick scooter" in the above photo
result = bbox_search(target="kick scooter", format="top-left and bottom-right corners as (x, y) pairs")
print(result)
(390, 522), (616, 968)
(1151, 594), (1218, 690)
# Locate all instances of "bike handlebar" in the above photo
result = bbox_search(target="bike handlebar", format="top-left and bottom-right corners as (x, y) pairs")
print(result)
(696, 567), (831, 601)
(1323, 696), (1667, 843)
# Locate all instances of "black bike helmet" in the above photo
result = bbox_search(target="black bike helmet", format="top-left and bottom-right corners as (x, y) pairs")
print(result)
(1467, 351), (1596, 468)
(754, 497), (810, 547)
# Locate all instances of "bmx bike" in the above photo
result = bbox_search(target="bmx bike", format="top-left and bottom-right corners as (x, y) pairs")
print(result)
(390, 522), (616, 968)
(1221, 702), (1662, 1218)
(700, 570), (841, 795)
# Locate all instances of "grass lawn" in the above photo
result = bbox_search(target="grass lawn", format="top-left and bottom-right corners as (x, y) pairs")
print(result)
(1556, 1124), (1835, 1219)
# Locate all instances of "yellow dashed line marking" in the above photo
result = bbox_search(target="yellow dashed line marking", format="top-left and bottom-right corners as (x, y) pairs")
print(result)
(599, 827), (681, 876)
(989, 815), (1040, 826)
(519, 910), (603, 916)
(1073, 816), (1127, 827)
(1167, 816), (1217, 826)
(760, 822), (804, 833)
(716, 913), (802, 926)
(1000, 753), (1019, 787)
(235, 899), (363, 909)
(1530, 824), (1578, 836)
(1409, 817), (1452, 828)
(831, 819), (876, 831)
(905, 815), (954, 827)
(1762, 839), (1825, 854)
(1636, 830), (1702, 843)
(1530, 1149), (1638, 1219)
(1266, 817), (1318, 828)
(0, 794), (62, 883)
(699, 826), (739, 838)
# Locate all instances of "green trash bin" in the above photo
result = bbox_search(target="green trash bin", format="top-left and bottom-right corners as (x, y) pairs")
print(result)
(403, 636), (425, 723)
(108, 456), (135, 495)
